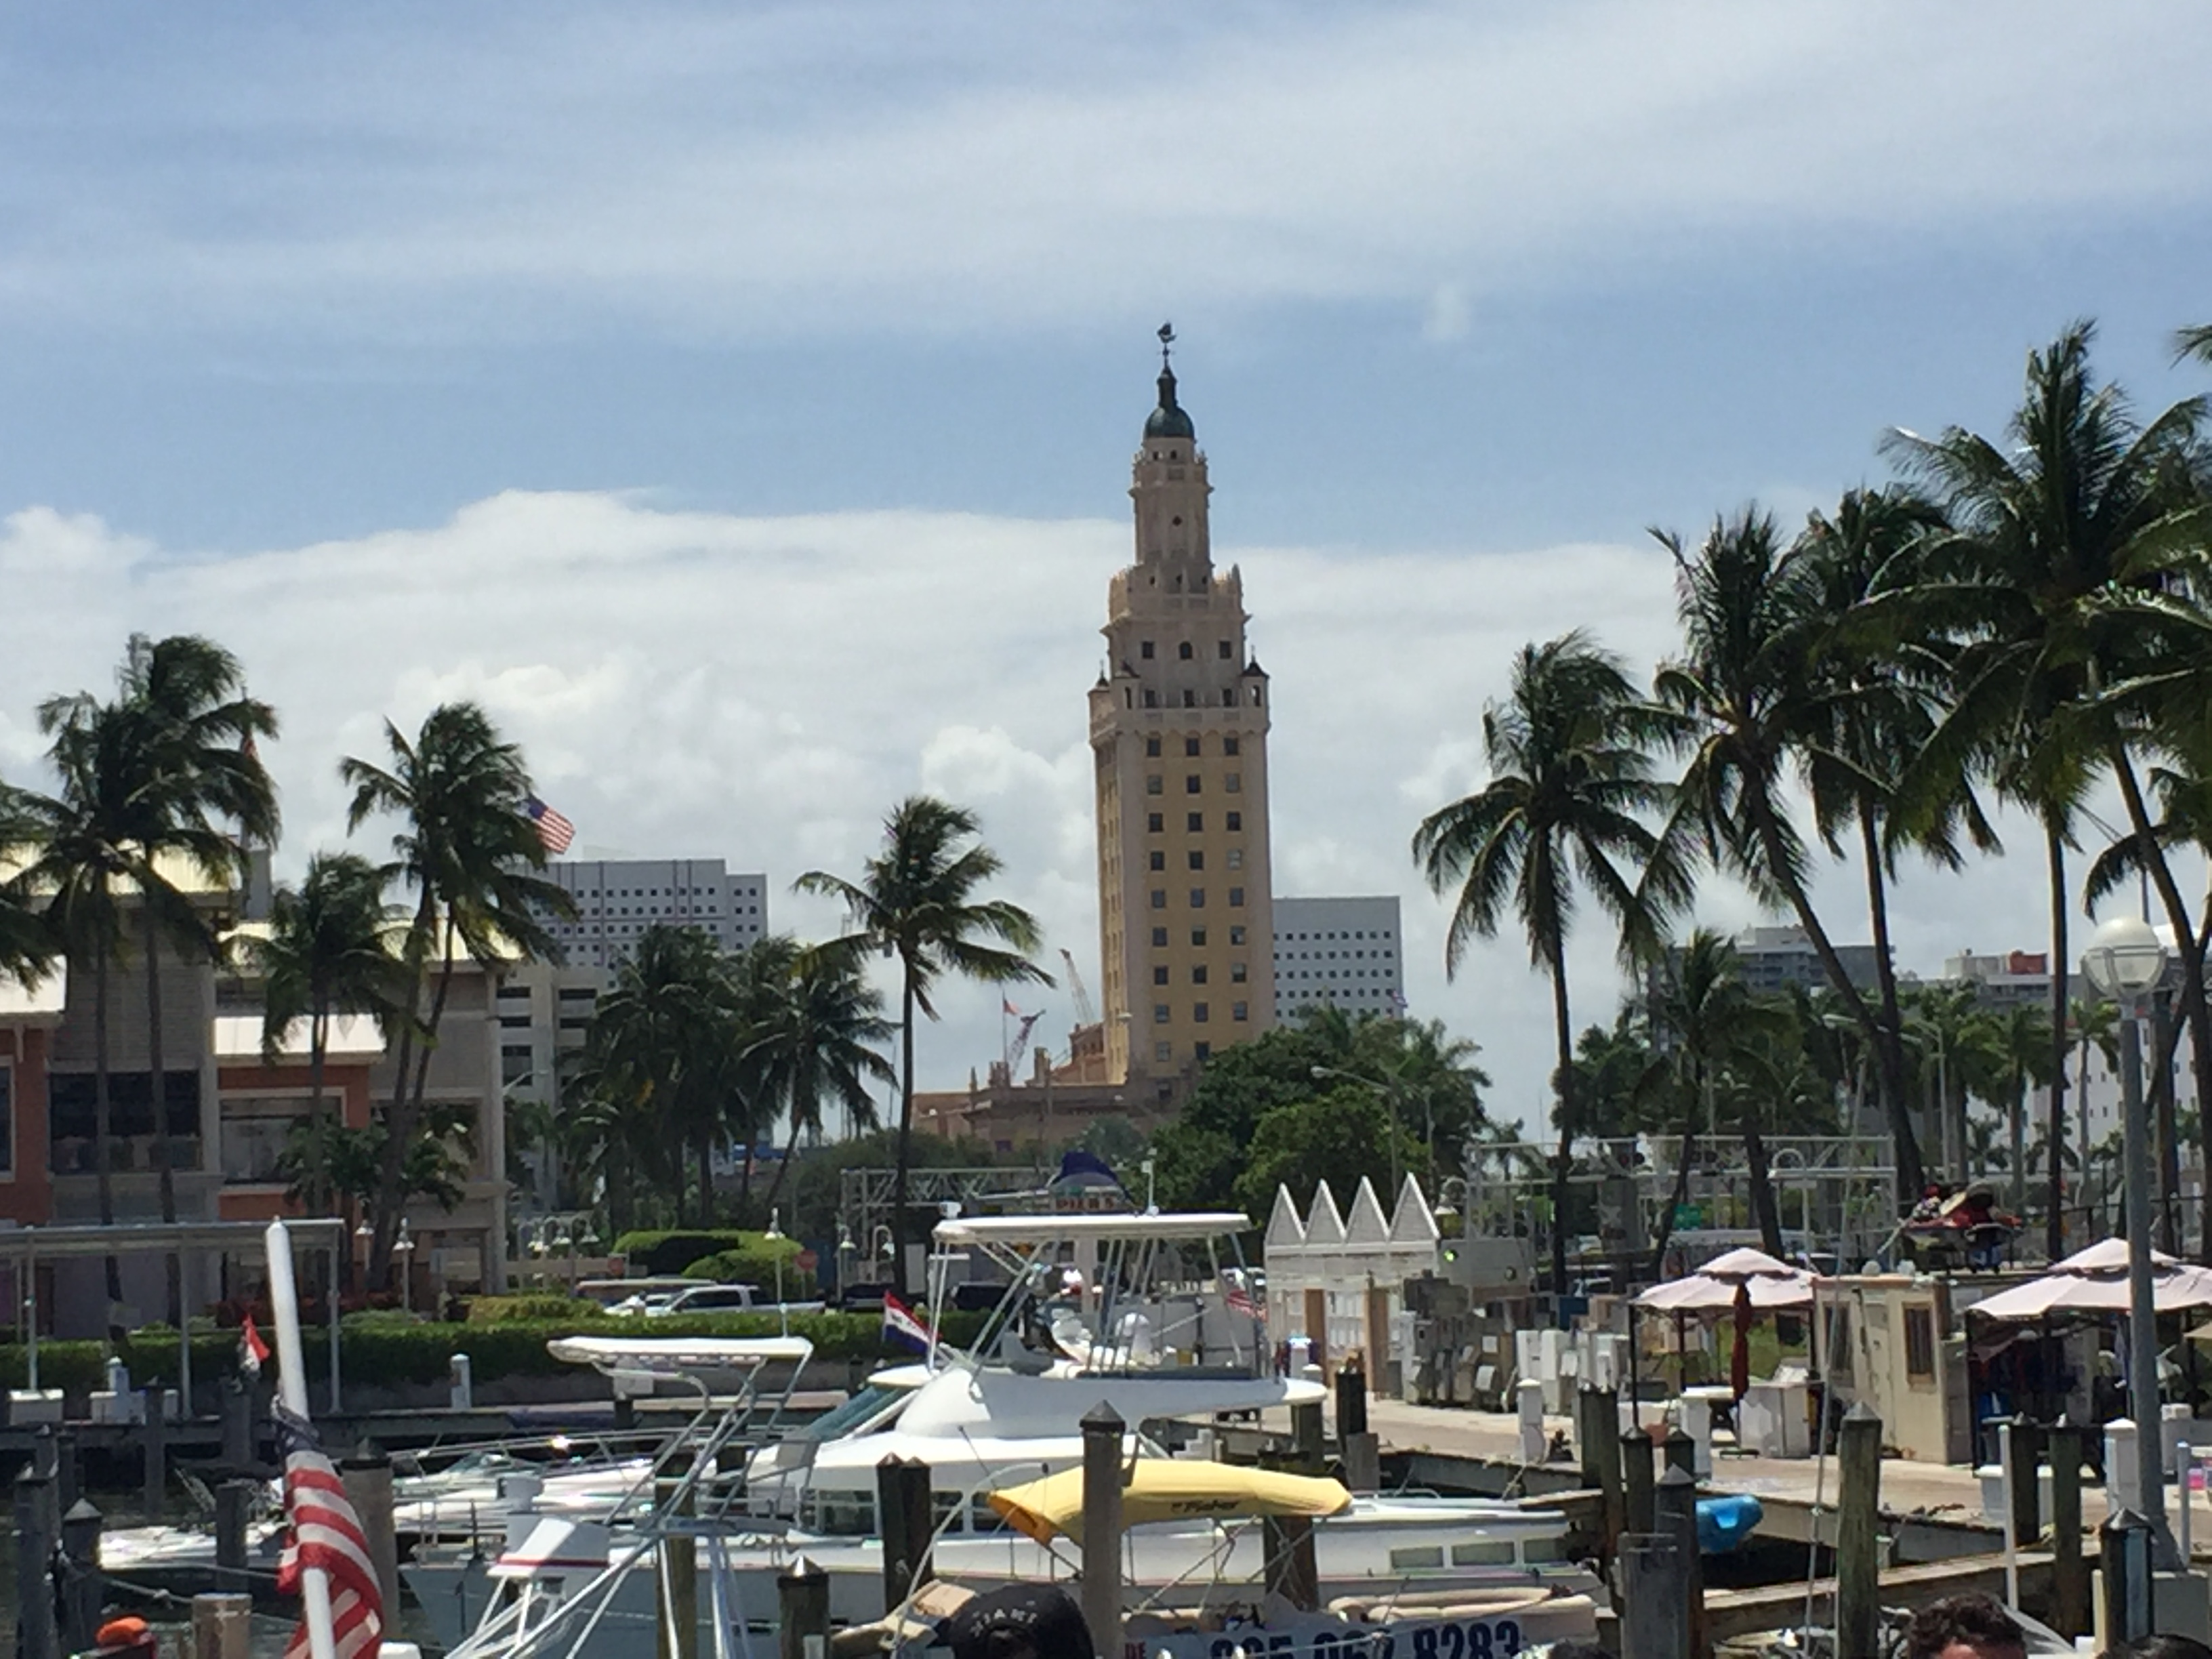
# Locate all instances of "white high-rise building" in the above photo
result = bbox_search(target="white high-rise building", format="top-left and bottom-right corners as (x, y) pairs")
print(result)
(534, 857), (770, 970)
(1271, 896), (1406, 1022)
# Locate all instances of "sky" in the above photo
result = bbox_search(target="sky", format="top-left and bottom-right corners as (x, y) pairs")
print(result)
(3, 2), (2212, 1132)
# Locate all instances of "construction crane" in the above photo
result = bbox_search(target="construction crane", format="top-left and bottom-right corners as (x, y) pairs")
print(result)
(1059, 949), (1099, 1027)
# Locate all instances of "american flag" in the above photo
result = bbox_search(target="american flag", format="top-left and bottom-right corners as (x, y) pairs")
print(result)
(273, 1404), (383, 1659)
(1225, 1275), (1263, 1322)
(523, 795), (575, 855)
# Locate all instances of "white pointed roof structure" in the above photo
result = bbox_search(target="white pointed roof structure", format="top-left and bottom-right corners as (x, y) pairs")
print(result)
(1264, 1185), (1309, 1252)
(1345, 1177), (1392, 1248)
(1390, 1174), (1439, 1244)
(1304, 1181), (1347, 1248)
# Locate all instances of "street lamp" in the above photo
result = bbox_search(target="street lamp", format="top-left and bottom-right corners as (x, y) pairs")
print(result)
(2081, 914), (2172, 1563)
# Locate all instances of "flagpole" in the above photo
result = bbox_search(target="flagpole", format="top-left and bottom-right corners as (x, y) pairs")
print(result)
(265, 1220), (339, 1659)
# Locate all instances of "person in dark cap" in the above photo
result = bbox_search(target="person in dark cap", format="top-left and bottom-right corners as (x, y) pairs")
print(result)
(1902, 1595), (2026, 1659)
(945, 1584), (1095, 1659)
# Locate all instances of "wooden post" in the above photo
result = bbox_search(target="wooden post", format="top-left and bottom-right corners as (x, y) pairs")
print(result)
(1592, 1386), (1624, 1560)
(2005, 1414), (2043, 1547)
(2102, 1508), (2152, 1644)
(1336, 1359), (1368, 1438)
(1655, 1462), (1704, 1659)
(59, 1498), (102, 1655)
(32, 1423), (56, 1477)
(1836, 1401), (1883, 1659)
(655, 1477), (697, 1659)
(776, 1559), (830, 1659)
(55, 1429), (79, 1515)
(340, 1443), (402, 1618)
(220, 1378), (252, 1469)
(16, 1465), (58, 1659)
(874, 1454), (934, 1614)
(1577, 1383), (1605, 1490)
(216, 1480), (253, 1576)
(1662, 1422), (1695, 1479)
(1080, 1401), (1126, 1659)
(1263, 1513), (1321, 1611)
(192, 1593), (253, 1659)
(1617, 1530), (1689, 1659)
(2049, 1418), (2089, 1641)
(1290, 1398), (1324, 1473)
(143, 1386), (169, 1523)
(1621, 1423), (1656, 1536)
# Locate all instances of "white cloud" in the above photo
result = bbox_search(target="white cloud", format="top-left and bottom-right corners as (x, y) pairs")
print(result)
(3, 484), (2144, 1138)
(2, 3), (2207, 341)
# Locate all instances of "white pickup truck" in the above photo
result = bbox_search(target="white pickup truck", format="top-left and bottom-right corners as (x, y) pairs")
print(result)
(621, 1281), (827, 1318)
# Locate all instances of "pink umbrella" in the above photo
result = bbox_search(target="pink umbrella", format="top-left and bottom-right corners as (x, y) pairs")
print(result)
(1965, 1238), (2212, 1322)
(1635, 1246), (1815, 1312)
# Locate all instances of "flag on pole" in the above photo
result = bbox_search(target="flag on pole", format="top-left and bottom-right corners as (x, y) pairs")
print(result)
(523, 795), (575, 855)
(239, 1313), (270, 1377)
(1002, 998), (1022, 1018)
(273, 1403), (383, 1659)
(882, 1292), (937, 1355)
(1225, 1273), (1263, 1322)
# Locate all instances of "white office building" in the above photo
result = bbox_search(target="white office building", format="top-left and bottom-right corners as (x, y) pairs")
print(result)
(534, 857), (770, 970)
(1271, 895), (1406, 1022)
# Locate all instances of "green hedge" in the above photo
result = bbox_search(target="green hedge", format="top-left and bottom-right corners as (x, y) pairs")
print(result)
(680, 1246), (815, 1296)
(613, 1230), (756, 1276)
(0, 1307), (992, 1393)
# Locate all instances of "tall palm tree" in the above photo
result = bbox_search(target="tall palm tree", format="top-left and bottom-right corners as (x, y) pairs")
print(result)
(1959, 1002), (2056, 1225)
(750, 939), (896, 1214)
(1648, 510), (1926, 1204)
(1412, 630), (1685, 1296)
(1889, 321), (2212, 1256)
(342, 703), (571, 1285)
(248, 853), (402, 1212)
(585, 924), (733, 1225)
(797, 796), (1048, 1294)
(0, 787), (57, 989)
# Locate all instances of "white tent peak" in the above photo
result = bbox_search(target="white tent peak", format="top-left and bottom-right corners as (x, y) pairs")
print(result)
(1391, 1174), (1439, 1243)
(1305, 1181), (1347, 1247)
(1264, 1185), (1307, 1251)
(1345, 1177), (1391, 1247)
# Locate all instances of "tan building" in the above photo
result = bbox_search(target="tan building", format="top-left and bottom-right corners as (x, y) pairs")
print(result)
(1088, 348), (1277, 1083)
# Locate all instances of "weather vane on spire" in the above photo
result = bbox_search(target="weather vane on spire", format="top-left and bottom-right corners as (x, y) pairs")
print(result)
(1158, 321), (1175, 368)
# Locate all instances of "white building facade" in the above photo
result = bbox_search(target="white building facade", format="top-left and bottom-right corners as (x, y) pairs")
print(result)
(1271, 895), (1406, 1022)
(535, 857), (770, 970)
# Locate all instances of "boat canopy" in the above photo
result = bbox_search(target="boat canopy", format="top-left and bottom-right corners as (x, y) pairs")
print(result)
(934, 1212), (1250, 1247)
(546, 1335), (814, 1372)
(987, 1460), (1350, 1545)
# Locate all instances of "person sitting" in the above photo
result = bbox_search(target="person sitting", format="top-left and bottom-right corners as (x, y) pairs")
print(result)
(1901, 1594), (2026, 1659)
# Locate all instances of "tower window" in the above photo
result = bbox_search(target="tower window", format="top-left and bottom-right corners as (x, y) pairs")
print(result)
(1188, 851), (1204, 870)
(1195, 1041), (1212, 1061)
(1191, 928), (1207, 947)
(1153, 966), (1170, 986)
(1149, 851), (1165, 871)
(1218, 640), (1232, 659)
(1225, 773), (1241, 794)
(1151, 890), (1167, 909)
(1193, 1003), (1210, 1024)
(1252, 687), (1263, 705)
(1155, 1004), (1170, 1024)
(1187, 813), (1203, 832)
(1182, 690), (1195, 708)
(1179, 642), (1193, 660)
(1224, 735), (1240, 756)
(1186, 775), (1202, 794)
(1227, 848), (1243, 869)
(1226, 811), (1242, 831)
(1221, 689), (1236, 706)
(1230, 926), (1246, 945)
(1189, 888), (1206, 908)
(1152, 927), (1169, 947)
(1229, 887), (1246, 907)
(1231, 961), (1248, 983)
(1147, 775), (1164, 796)
(1184, 736), (1200, 756)
(1146, 737), (1162, 758)
(1141, 641), (1155, 659)
(1192, 966), (1208, 985)
(1156, 1042), (1173, 1064)
(1144, 690), (1158, 708)
(1147, 813), (1164, 832)
(1233, 1002), (1248, 1022)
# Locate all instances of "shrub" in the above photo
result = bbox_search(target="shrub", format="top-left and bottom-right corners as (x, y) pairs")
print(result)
(613, 1230), (757, 1276)
(680, 1244), (814, 1298)
(466, 1295), (605, 1326)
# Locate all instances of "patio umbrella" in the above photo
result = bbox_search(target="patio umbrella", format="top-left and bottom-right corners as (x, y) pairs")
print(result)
(1635, 1246), (1815, 1312)
(1965, 1237), (2212, 1323)
(1730, 1280), (1753, 1399)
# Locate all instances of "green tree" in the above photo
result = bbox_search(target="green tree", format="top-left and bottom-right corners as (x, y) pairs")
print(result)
(1649, 510), (1925, 1206)
(752, 938), (897, 1216)
(1413, 630), (1683, 1296)
(342, 703), (571, 1285)
(0, 787), (57, 988)
(797, 796), (1048, 1293)
(247, 853), (403, 1212)
(1889, 321), (2212, 1255)
(1233, 1086), (1424, 1222)
(1959, 1001), (2056, 1222)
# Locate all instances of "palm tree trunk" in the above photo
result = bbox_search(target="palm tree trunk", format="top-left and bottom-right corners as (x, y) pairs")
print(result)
(1748, 790), (1924, 1204)
(142, 901), (182, 1328)
(1544, 937), (1575, 1300)
(1744, 1124), (1784, 1256)
(2108, 747), (2212, 1261)
(308, 1000), (330, 1216)
(1649, 1126), (1697, 1279)
(892, 966), (916, 1297)
(2046, 819), (2072, 1261)
(94, 933), (123, 1329)
(760, 1115), (805, 1216)
(2146, 912), (2212, 1258)
(371, 898), (431, 1283)
(373, 909), (451, 1286)
(698, 1131), (714, 1229)
(1856, 801), (1914, 1170)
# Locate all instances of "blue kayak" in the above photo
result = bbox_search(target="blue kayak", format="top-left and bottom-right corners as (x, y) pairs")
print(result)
(1696, 1493), (1765, 1553)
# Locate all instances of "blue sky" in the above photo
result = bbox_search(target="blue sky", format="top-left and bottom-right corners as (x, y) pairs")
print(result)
(3, 2), (2211, 1125)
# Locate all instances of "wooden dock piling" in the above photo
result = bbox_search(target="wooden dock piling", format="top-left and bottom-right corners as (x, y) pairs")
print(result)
(142, 1386), (168, 1523)
(191, 1593), (252, 1659)
(1621, 1422), (1655, 1535)
(340, 1441), (401, 1617)
(1080, 1401), (1126, 1659)
(1836, 1401), (1883, 1659)
(874, 1454), (935, 1614)
(776, 1559), (830, 1659)
(16, 1462), (58, 1659)
(1617, 1530), (1689, 1659)
(2049, 1417), (2088, 1639)
(655, 1476), (697, 1659)
(58, 1498), (101, 1655)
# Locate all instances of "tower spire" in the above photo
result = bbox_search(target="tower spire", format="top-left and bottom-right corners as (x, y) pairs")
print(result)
(1158, 320), (1174, 369)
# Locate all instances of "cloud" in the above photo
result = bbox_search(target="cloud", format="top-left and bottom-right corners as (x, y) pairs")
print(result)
(2, 2), (2207, 342)
(1, 485), (2145, 1136)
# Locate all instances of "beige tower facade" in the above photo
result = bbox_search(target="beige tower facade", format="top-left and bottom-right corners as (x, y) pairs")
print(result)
(1088, 354), (1277, 1084)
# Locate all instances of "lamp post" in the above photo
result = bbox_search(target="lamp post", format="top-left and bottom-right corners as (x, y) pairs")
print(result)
(2081, 914), (2173, 1562)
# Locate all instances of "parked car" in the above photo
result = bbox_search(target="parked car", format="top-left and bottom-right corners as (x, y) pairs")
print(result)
(645, 1282), (825, 1317)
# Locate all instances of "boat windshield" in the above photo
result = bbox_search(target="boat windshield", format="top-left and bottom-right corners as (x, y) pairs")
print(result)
(792, 1382), (910, 1443)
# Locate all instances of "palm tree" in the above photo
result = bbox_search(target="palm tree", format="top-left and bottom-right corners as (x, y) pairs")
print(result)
(2066, 997), (2121, 1245)
(1902, 981), (1982, 1185)
(750, 939), (896, 1215)
(584, 924), (733, 1225)
(1889, 321), (2212, 1256)
(1959, 1002), (2056, 1224)
(1648, 510), (1926, 1204)
(342, 703), (571, 1285)
(0, 787), (57, 989)
(797, 796), (1048, 1294)
(248, 853), (402, 1212)
(1413, 631), (1685, 1296)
